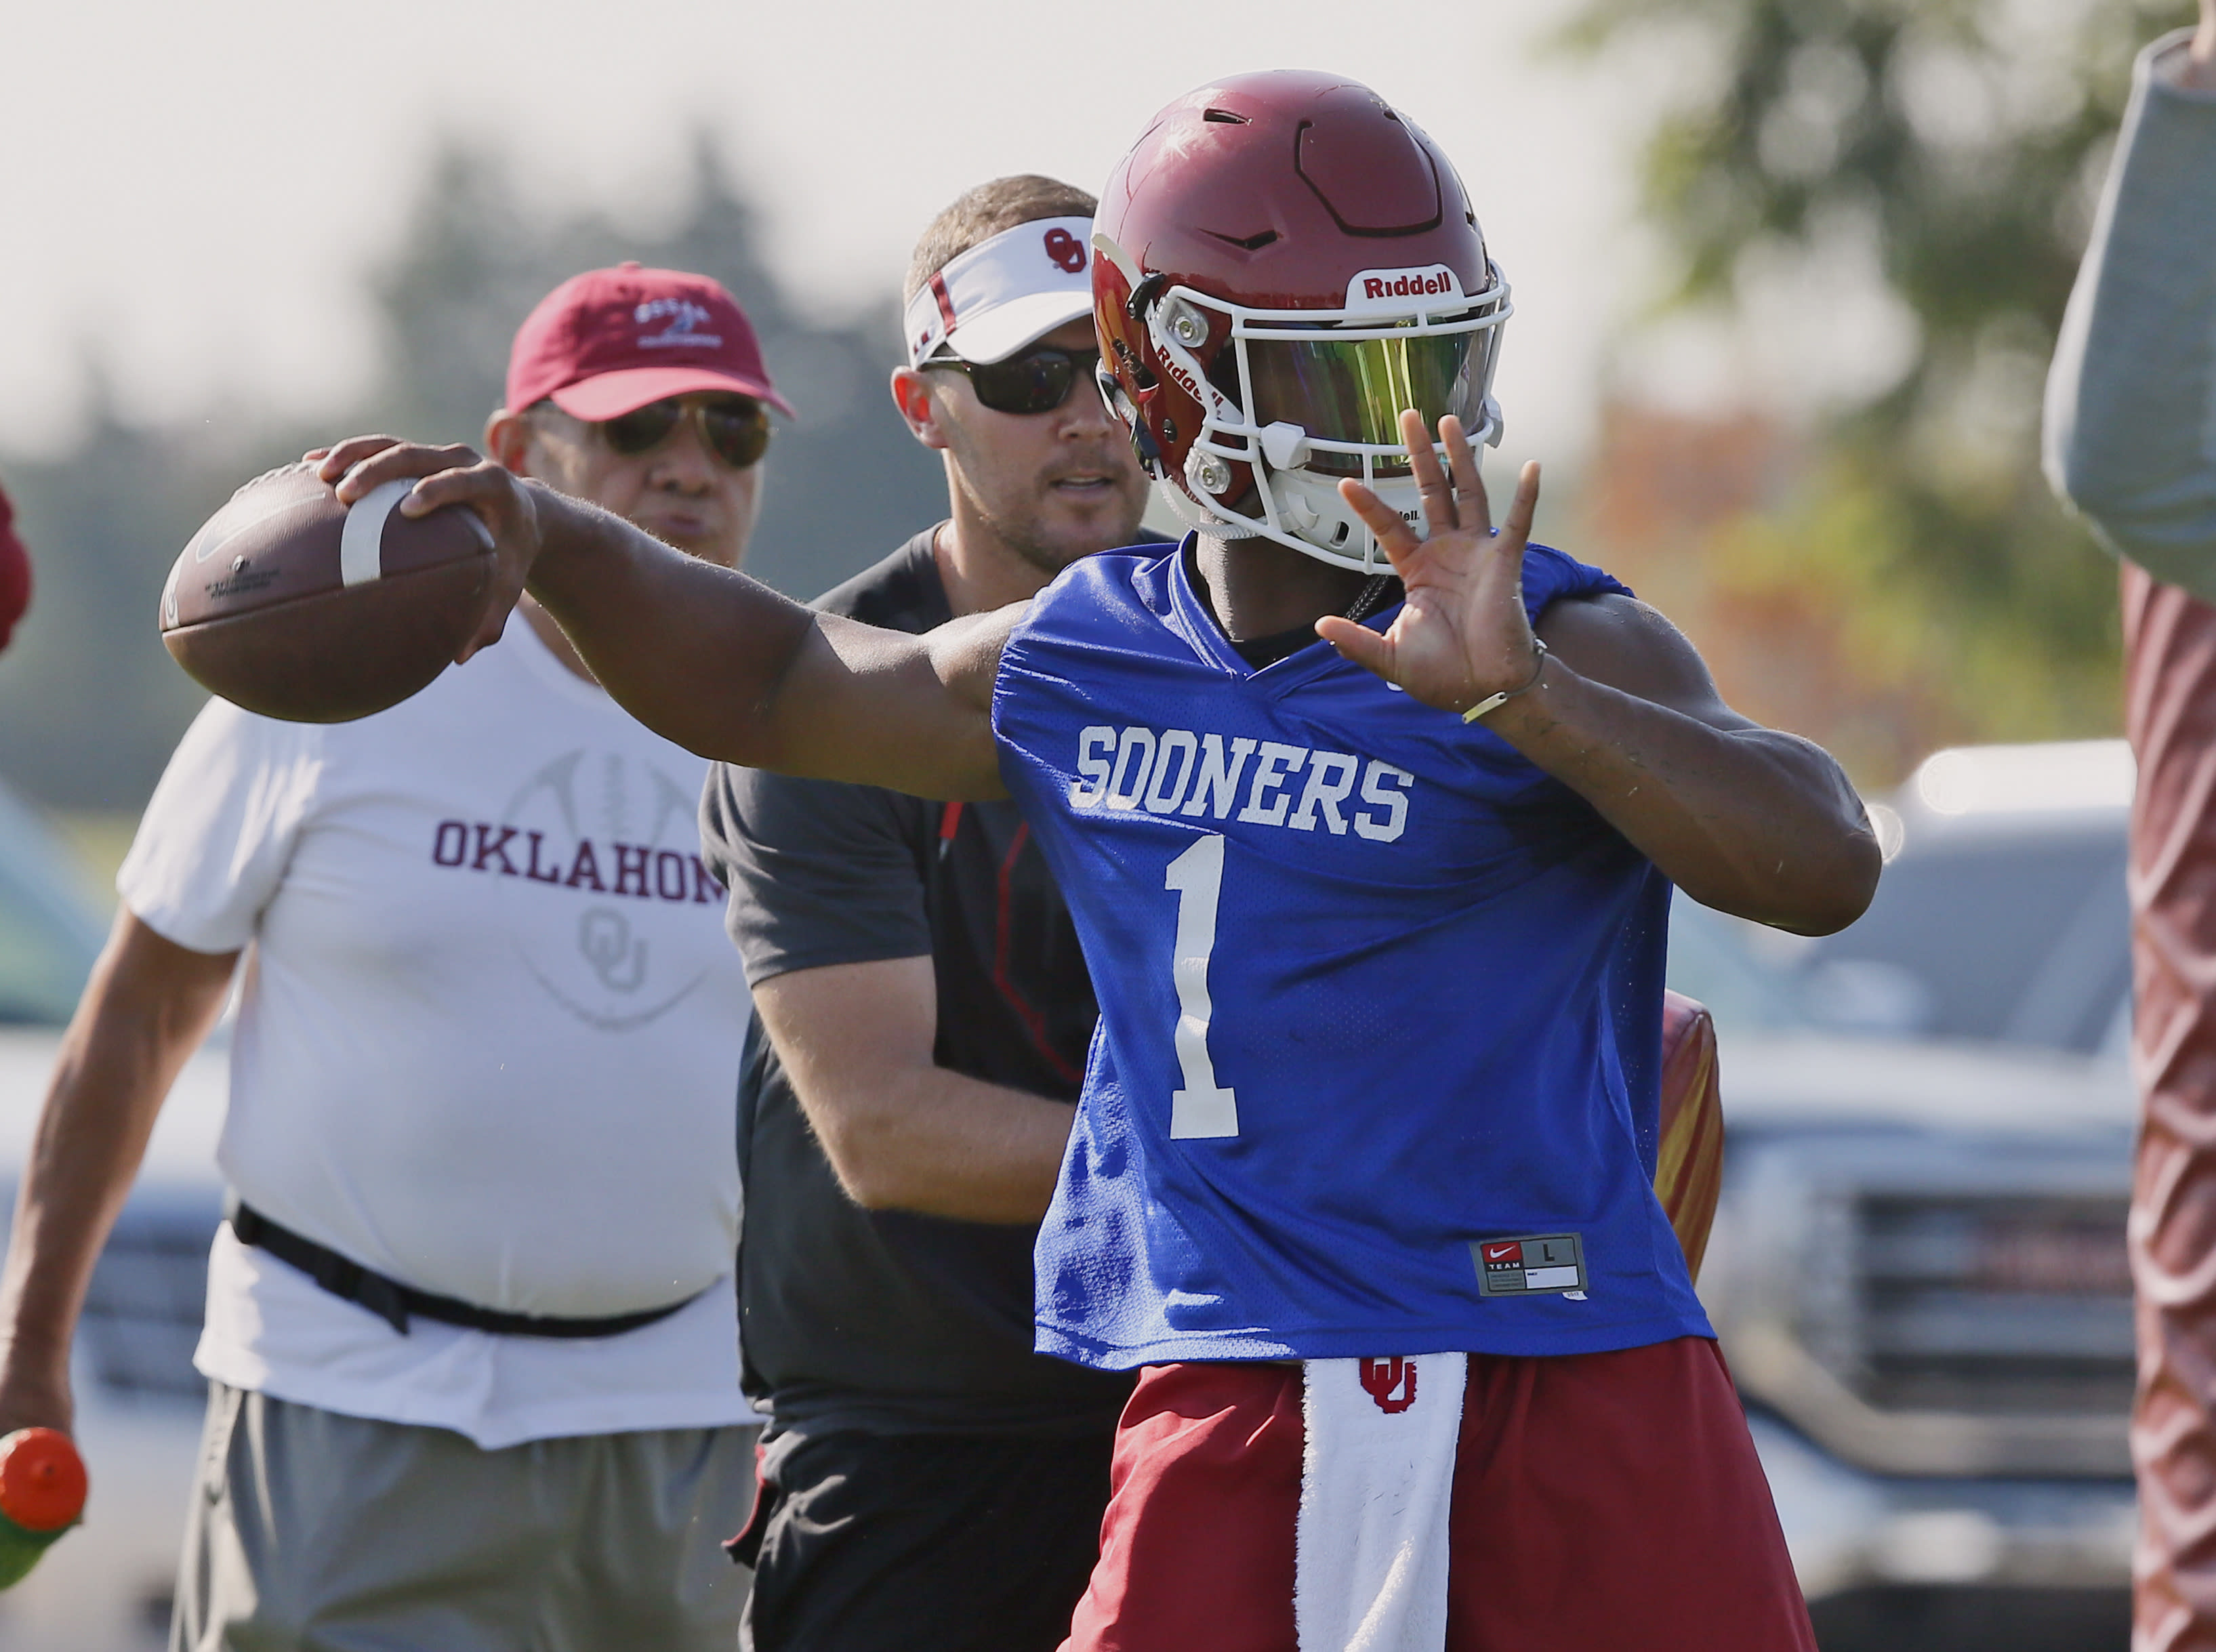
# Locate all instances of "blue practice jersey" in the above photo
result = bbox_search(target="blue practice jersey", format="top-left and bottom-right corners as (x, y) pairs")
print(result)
(992, 538), (1715, 1367)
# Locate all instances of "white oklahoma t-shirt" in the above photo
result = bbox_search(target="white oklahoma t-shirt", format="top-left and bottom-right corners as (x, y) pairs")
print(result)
(120, 618), (758, 1448)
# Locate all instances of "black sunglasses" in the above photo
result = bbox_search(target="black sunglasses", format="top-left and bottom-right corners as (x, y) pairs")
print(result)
(594, 395), (772, 470)
(924, 346), (1101, 416)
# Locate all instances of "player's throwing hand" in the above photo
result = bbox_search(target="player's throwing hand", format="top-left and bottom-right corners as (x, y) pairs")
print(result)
(315, 436), (551, 663)
(1315, 410), (1544, 719)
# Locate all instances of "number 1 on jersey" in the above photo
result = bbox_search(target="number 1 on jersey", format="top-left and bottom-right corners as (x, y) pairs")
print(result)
(1164, 835), (1239, 1139)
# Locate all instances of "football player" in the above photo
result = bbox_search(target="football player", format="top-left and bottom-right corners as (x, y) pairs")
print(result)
(321, 72), (1875, 1652)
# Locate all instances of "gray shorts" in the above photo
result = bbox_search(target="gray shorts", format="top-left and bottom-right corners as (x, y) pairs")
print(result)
(170, 1382), (758, 1652)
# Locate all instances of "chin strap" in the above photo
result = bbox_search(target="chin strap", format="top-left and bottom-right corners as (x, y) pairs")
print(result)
(1156, 476), (1239, 537)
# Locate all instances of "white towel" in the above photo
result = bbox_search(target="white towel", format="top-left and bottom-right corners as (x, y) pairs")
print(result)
(1296, 1352), (1468, 1652)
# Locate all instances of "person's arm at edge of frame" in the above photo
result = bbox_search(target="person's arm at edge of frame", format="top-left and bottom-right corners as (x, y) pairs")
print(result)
(0, 479), (30, 656)
(314, 438), (1012, 804)
(2043, 2), (2216, 598)
(1324, 414), (1880, 938)
(752, 958), (1072, 1223)
(0, 913), (238, 1434)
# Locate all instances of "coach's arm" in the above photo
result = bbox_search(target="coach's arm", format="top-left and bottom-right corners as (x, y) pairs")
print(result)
(2043, 10), (2216, 600)
(752, 961), (1072, 1223)
(0, 914), (237, 1435)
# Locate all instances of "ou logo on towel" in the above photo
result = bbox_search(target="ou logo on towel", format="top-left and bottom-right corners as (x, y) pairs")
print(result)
(1044, 227), (1087, 274)
(1359, 1357), (1417, 1415)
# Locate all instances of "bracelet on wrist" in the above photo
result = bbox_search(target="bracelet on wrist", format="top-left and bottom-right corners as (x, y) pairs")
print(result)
(1460, 638), (1550, 723)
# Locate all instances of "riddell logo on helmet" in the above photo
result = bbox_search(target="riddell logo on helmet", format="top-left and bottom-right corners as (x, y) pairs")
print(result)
(1153, 350), (1206, 407)
(1363, 272), (1450, 300)
(1345, 266), (1464, 312)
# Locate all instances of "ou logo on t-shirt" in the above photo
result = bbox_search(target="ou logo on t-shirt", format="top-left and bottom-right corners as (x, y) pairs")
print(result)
(1044, 227), (1086, 275)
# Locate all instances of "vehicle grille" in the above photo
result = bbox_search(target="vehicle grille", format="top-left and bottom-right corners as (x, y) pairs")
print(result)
(78, 1201), (216, 1402)
(1852, 1192), (2134, 1419)
(1719, 1157), (2138, 1477)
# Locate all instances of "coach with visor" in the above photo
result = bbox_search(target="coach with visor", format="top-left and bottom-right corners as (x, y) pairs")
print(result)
(701, 177), (1155, 1652)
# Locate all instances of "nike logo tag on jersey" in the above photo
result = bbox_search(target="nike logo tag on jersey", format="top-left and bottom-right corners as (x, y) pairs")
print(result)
(1472, 1233), (1588, 1298)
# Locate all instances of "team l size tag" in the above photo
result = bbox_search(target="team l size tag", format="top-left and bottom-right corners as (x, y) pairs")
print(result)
(1471, 1233), (1587, 1298)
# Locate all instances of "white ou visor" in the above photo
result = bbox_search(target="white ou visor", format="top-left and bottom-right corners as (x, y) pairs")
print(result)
(904, 215), (1096, 367)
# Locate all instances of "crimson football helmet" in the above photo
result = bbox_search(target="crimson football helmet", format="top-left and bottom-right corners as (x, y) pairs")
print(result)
(1092, 71), (1511, 573)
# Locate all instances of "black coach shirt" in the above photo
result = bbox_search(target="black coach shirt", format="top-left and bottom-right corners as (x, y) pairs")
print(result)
(699, 529), (1142, 1438)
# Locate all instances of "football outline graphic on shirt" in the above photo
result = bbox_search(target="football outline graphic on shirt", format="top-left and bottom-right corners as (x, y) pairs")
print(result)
(477, 749), (716, 1031)
(577, 908), (649, 993)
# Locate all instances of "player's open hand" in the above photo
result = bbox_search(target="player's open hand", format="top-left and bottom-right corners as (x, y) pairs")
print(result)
(1315, 411), (1544, 718)
(311, 436), (545, 663)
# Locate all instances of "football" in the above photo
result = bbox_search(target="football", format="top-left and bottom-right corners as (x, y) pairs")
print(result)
(159, 461), (496, 723)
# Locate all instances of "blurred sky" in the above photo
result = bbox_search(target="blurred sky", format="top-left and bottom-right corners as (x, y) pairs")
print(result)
(0, 0), (1851, 474)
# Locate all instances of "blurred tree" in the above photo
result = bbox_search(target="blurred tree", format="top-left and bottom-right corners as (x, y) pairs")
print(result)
(1568, 0), (2191, 781)
(0, 398), (241, 810)
(0, 136), (941, 811)
(354, 133), (940, 599)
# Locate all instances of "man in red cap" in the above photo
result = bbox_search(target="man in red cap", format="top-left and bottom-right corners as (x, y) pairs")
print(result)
(0, 267), (779, 1649)
(0, 480), (30, 654)
(488, 261), (792, 584)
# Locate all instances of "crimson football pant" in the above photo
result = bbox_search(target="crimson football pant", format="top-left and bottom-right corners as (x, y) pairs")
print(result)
(1059, 1336), (1815, 1652)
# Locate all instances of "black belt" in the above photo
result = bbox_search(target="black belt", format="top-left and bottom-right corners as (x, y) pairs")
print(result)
(229, 1203), (702, 1340)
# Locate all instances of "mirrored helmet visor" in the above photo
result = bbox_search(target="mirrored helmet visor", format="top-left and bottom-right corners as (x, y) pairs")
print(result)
(1242, 321), (1498, 477)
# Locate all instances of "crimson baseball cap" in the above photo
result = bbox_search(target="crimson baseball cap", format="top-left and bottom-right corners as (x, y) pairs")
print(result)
(506, 263), (794, 421)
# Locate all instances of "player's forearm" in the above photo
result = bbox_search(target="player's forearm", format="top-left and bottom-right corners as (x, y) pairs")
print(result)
(524, 486), (820, 764)
(811, 1068), (1075, 1224)
(524, 489), (1007, 798)
(1487, 662), (1879, 934)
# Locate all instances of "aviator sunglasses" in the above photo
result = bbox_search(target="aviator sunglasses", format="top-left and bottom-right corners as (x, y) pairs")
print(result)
(924, 345), (1101, 417)
(590, 395), (773, 470)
